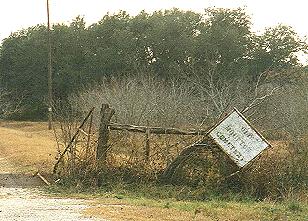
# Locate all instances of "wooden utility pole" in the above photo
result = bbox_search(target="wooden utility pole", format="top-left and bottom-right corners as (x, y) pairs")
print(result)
(47, 0), (53, 130)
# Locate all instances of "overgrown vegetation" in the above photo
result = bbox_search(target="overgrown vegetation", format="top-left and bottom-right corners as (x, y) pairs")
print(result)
(0, 7), (307, 204)
(51, 73), (308, 201)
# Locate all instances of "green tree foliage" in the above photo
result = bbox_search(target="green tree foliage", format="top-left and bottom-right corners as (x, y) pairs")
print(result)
(87, 11), (134, 76)
(138, 9), (201, 76)
(52, 16), (89, 99)
(250, 24), (308, 76)
(0, 25), (48, 118)
(0, 8), (306, 119)
(195, 8), (254, 77)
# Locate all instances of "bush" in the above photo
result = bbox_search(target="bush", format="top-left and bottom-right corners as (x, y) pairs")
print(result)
(242, 139), (308, 199)
(69, 73), (210, 128)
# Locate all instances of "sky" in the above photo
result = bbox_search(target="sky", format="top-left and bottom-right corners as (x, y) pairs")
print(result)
(0, 0), (307, 61)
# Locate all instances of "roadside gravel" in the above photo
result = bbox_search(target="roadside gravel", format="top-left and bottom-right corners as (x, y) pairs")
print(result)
(0, 157), (106, 221)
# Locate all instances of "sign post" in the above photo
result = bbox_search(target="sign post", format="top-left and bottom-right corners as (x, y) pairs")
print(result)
(209, 108), (270, 168)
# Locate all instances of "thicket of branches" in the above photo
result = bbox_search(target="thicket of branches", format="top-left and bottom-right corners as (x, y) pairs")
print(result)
(62, 69), (308, 199)
(69, 70), (280, 128)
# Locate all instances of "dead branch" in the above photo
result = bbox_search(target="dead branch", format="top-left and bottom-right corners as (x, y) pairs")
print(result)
(109, 123), (209, 135)
(53, 107), (95, 174)
(242, 71), (280, 114)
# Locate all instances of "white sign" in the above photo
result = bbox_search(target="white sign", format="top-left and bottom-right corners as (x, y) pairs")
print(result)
(209, 109), (270, 168)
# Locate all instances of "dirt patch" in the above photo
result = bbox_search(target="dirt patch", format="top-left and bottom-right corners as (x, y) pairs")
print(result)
(0, 187), (102, 221)
(0, 124), (105, 221)
(0, 173), (44, 188)
(0, 157), (103, 221)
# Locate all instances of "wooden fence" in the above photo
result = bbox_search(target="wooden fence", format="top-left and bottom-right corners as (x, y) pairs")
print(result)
(53, 104), (210, 177)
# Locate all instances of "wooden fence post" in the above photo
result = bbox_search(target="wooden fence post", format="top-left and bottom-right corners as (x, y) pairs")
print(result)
(96, 104), (115, 163)
(144, 124), (150, 162)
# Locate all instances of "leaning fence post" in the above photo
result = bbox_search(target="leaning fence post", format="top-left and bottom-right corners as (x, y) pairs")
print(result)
(96, 104), (115, 163)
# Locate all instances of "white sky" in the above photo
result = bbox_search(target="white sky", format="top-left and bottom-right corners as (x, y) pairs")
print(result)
(1, 0), (308, 38)
(0, 0), (307, 62)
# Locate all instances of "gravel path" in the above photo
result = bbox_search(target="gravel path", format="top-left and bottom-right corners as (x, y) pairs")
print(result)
(0, 157), (105, 221)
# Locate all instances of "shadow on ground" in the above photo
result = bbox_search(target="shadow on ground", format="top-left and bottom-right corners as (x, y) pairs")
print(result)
(0, 173), (44, 188)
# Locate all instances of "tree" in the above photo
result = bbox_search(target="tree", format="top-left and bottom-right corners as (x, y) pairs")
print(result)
(250, 24), (308, 77)
(192, 8), (254, 81)
(52, 16), (89, 99)
(86, 11), (136, 77)
(0, 25), (48, 118)
(140, 9), (201, 77)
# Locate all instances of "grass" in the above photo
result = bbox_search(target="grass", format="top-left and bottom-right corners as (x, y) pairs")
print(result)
(0, 121), (57, 173)
(46, 183), (308, 221)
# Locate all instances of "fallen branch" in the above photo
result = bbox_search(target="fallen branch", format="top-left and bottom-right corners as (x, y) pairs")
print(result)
(33, 172), (51, 186)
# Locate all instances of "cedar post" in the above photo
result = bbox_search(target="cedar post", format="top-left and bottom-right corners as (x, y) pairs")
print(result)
(96, 104), (115, 163)
(144, 125), (150, 162)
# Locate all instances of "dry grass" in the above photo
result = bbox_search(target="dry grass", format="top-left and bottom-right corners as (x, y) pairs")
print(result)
(86, 204), (194, 221)
(0, 121), (57, 173)
(84, 197), (308, 221)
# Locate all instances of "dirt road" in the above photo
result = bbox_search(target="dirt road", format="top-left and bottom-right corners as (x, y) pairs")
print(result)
(0, 157), (105, 221)
(0, 122), (106, 221)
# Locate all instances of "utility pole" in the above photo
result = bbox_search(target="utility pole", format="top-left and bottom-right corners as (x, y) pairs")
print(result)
(47, 0), (53, 130)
